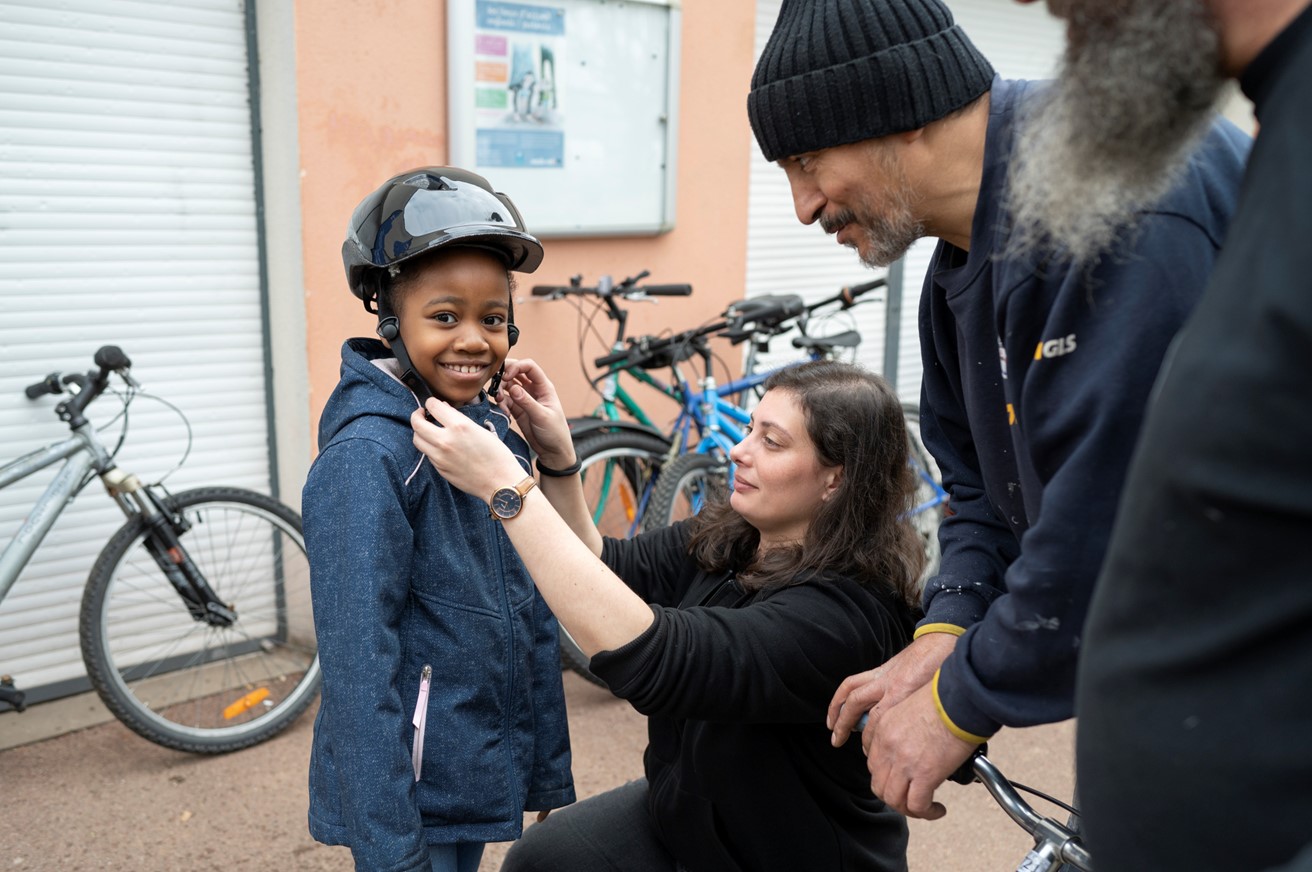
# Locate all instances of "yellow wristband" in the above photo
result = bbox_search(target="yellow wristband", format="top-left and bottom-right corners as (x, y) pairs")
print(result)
(931, 669), (991, 745)
(913, 622), (966, 640)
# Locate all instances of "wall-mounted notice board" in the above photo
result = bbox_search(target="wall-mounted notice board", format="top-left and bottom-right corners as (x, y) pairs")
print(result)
(448, 0), (682, 237)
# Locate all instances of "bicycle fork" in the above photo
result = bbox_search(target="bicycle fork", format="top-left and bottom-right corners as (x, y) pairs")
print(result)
(100, 467), (237, 627)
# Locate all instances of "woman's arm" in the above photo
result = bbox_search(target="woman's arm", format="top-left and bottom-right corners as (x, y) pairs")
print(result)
(412, 395), (652, 656)
(496, 358), (601, 555)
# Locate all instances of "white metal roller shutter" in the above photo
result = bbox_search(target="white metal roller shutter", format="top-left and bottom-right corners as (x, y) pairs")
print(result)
(0, 0), (271, 701)
(745, 0), (1066, 402)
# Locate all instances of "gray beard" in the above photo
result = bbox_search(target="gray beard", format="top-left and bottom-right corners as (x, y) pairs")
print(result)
(819, 152), (925, 269)
(1006, 0), (1226, 265)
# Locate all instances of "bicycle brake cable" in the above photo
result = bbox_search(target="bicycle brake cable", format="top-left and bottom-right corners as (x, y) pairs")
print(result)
(1005, 779), (1080, 818)
(131, 390), (194, 486)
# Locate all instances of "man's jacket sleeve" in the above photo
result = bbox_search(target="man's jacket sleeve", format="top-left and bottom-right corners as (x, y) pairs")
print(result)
(935, 215), (1220, 740)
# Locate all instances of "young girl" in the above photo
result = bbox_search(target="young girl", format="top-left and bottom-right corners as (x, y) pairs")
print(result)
(302, 167), (574, 872)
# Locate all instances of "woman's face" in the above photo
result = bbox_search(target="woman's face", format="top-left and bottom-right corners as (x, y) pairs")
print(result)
(728, 388), (841, 548)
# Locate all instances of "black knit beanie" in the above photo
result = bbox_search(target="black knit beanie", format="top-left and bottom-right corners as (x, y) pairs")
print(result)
(748, 0), (995, 162)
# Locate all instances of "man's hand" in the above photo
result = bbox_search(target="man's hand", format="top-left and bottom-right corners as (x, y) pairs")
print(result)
(865, 681), (979, 820)
(827, 632), (959, 747)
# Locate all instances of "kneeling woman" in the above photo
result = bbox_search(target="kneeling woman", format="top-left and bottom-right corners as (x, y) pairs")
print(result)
(412, 360), (922, 872)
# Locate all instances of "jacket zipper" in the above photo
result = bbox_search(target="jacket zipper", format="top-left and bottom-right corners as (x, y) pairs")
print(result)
(489, 513), (523, 816)
(411, 664), (432, 781)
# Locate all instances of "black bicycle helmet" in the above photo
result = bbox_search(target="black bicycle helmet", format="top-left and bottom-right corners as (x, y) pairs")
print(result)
(342, 166), (543, 306)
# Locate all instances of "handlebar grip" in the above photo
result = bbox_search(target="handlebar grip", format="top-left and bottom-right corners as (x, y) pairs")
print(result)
(594, 348), (632, 368)
(24, 373), (62, 399)
(845, 277), (887, 296)
(948, 745), (987, 785)
(839, 277), (888, 307)
(639, 284), (693, 296)
(531, 285), (578, 297)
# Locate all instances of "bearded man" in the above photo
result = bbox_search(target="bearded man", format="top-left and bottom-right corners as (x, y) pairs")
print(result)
(1012, 0), (1312, 869)
(747, 0), (1251, 821)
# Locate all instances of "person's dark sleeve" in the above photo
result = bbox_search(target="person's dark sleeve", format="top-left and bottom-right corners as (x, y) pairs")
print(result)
(916, 282), (1017, 637)
(590, 580), (904, 724)
(935, 216), (1217, 742)
(599, 520), (698, 606)
(303, 439), (429, 872)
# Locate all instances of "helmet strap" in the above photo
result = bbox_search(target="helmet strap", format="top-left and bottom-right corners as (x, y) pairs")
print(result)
(374, 287), (438, 411)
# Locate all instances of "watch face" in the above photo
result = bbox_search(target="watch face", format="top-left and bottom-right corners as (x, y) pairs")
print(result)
(491, 486), (523, 520)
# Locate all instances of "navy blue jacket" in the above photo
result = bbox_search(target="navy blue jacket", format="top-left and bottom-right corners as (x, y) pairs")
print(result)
(918, 78), (1250, 740)
(303, 339), (573, 872)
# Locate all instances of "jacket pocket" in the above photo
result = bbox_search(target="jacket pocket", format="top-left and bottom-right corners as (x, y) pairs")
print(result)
(411, 664), (432, 781)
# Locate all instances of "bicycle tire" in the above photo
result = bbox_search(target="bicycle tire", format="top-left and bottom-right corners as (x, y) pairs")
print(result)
(574, 429), (673, 540)
(902, 404), (945, 586)
(79, 486), (320, 754)
(559, 430), (673, 687)
(643, 452), (730, 532)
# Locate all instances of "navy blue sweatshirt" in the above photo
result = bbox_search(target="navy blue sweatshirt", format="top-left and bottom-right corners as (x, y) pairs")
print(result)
(917, 78), (1250, 740)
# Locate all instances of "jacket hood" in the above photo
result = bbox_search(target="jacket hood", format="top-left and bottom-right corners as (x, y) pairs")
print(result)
(317, 338), (511, 449)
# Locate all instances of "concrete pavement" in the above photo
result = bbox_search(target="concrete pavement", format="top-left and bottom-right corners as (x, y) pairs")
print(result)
(0, 672), (1075, 871)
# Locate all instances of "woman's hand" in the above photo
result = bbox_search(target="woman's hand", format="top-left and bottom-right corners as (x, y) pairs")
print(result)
(411, 399), (526, 499)
(495, 358), (575, 468)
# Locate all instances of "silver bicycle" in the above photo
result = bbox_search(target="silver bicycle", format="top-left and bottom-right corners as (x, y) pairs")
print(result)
(0, 346), (319, 753)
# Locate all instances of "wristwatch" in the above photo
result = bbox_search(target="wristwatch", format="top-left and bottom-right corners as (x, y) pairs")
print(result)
(489, 475), (537, 521)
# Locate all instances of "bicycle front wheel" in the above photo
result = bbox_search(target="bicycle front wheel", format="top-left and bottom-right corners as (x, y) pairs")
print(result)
(644, 452), (730, 531)
(902, 404), (945, 585)
(560, 430), (673, 687)
(79, 487), (320, 754)
(574, 429), (672, 540)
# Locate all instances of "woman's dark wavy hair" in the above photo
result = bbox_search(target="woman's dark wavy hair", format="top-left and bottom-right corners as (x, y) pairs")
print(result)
(687, 360), (924, 606)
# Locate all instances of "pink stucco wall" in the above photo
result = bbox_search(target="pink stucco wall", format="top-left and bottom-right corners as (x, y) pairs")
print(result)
(293, 0), (758, 445)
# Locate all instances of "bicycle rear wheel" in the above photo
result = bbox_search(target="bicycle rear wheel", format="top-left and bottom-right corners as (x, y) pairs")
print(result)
(902, 404), (946, 585)
(644, 452), (730, 531)
(573, 429), (672, 539)
(560, 429), (672, 686)
(79, 486), (319, 754)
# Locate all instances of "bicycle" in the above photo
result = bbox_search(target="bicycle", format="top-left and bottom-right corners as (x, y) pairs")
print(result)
(851, 710), (1092, 872)
(620, 283), (944, 544)
(529, 272), (693, 543)
(959, 751), (1092, 871)
(534, 274), (899, 537)
(536, 276), (946, 684)
(0, 346), (320, 753)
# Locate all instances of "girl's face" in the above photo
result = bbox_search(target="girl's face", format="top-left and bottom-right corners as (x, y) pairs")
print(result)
(728, 388), (841, 548)
(392, 249), (512, 406)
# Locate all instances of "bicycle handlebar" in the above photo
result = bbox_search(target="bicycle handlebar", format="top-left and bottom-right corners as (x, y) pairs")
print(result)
(593, 319), (727, 370)
(24, 345), (133, 428)
(24, 373), (63, 399)
(531, 272), (692, 298)
(719, 277), (888, 345)
(836, 276), (887, 306)
(585, 276), (888, 370)
(969, 753), (1093, 872)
